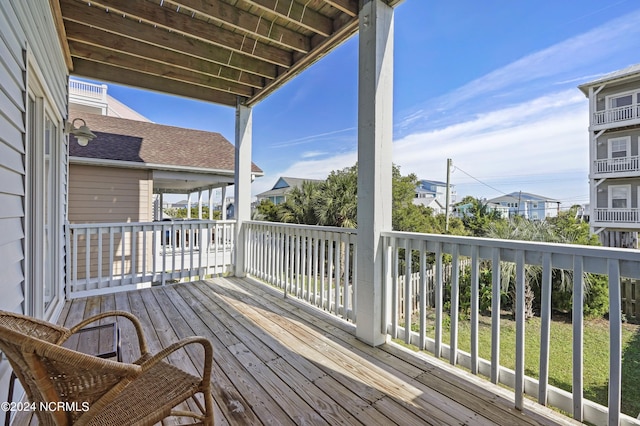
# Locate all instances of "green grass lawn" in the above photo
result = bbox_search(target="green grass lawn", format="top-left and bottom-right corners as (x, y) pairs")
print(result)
(417, 313), (640, 417)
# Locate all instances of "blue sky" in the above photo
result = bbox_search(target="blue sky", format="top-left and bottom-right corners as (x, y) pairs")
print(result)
(93, 0), (640, 207)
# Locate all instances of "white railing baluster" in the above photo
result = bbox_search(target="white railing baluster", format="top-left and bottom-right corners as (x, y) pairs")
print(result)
(334, 234), (341, 316)
(470, 246), (479, 375)
(419, 241), (427, 350)
(404, 238), (412, 345)
(608, 259), (622, 426)
(342, 232), (350, 320)
(97, 229), (103, 287)
(490, 247), (501, 384)
(434, 242), (443, 359)
(573, 255), (584, 422)
(327, 234), (335, 312)
(391, 239), (399, 340)
(85, 228), (91, 288)
(450, 245), (460, 366)
(515, 250), (525, 411)
(539, 252), (552, 405)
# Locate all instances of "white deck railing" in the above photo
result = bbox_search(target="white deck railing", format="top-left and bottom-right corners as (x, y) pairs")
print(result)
(66, 220), (235, 298)
(593, 105), (640, 125)
(595, 208), (640, 224)
(245, 221), (358, 321)
(595, 156), (640, 174)
(243, 221), (640, 425)
(68, 79), (107, 101)
(382, 231), (640, 426)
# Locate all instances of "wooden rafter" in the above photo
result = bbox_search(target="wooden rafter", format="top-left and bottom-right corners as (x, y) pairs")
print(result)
(64, 20), (264, 89)
(244, 0), (334, 37)
(164, 0), (311, 53)
(61, 0), (279, 79)
(56, 0), (405, 106)
(65, 0), (292, 68)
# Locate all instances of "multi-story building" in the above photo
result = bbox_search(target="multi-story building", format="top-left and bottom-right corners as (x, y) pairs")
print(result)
(413, 179), (456, 214)
(579, 64), (640, 248)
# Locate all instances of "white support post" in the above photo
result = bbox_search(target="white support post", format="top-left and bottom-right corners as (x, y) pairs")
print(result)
(234, 101), (253, 277)
(159, 192), (164, 220)
(208, 187), (215, 220)
(187, 193), (192, 219)
(221, 186), (228, 220)
(355, 0), (394, 346)
(198, 190), (203, 220)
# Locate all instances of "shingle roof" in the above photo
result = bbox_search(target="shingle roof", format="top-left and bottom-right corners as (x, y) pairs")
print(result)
(577, 63), (640, 95)
(256, 176), (324, 198)
(487, 192), (560, 204)
(68, 110), (262, 173)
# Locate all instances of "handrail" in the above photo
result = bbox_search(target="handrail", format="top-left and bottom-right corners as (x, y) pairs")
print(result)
(65, 220), (235, 298)
(236, 221), (640, 424)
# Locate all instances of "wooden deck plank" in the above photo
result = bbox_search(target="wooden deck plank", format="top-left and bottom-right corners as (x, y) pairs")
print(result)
(208, 278), (491, 426)
(157, 285), (285, 425)
(55, 278), (579, 426)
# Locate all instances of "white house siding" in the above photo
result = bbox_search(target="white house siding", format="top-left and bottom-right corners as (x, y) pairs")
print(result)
(0, 0), (68, 406)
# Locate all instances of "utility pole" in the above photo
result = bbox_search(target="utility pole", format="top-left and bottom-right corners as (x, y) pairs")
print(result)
(445, 158), (452, 232)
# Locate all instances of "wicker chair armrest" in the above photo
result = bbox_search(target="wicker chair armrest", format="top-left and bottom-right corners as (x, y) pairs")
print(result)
(139, 336), (213, 379)
(61, 311), (149, 355)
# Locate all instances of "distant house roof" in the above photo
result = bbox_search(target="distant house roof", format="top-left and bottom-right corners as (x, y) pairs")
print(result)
(487, 192), (560, 204)
(578, 63), (640, 95)
(68, 110), (262, 174)
(256, 176), (324, 198)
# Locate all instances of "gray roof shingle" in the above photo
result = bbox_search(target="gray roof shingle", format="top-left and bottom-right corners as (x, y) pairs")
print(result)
(68, 110), (262, 173)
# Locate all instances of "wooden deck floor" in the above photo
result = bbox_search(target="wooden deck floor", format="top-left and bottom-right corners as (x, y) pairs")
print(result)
(52, 276), (579, 426)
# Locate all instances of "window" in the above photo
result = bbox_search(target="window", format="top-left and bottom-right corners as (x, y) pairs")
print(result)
(608, 136), (631, 159)
(610, 94), (633, 108)
(26, 64), (63, 319)
(609, 185), (631, 209)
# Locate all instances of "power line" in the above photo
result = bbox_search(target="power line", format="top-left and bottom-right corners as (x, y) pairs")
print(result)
(453, 166), (514, 198)
(453, 165), (589, 205)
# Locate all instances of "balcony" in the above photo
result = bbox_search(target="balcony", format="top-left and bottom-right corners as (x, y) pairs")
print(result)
(594, 156), (640, 176)
(594, 208), (640, 226)
(64, 220), (640, 425)
(39, 277), (578, 426)
(592, 105), (640, 129)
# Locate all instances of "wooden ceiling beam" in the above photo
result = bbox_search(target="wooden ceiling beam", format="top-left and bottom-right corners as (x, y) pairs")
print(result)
(165, 0), (310, 53)
(245, 0), (333, 37)
(82, 0), (292, 67)
(248, 16), (358, 106)
(72, 58), (241, 106)
(60, 0), (278, 79)
(64, 21), (265, 89)
(68, 41), (255, 97)
(323, 0), (358, 17)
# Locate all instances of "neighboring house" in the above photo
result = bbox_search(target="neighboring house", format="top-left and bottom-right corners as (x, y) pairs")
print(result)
(67, 108), (263, 224)
(487, 192), (560, 220)
(413, 180), (456, 214)
(453, 201), (509, 219)
(256, 177), (324, 205)
(578, 64), (640, 248)
(68, 80), (263, 224)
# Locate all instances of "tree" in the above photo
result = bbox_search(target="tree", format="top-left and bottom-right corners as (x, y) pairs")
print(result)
(458, 196), (505, 237)
(254, 199), (279, 221)
(278, 180), (322, 224)
(315, 166), (358, 228)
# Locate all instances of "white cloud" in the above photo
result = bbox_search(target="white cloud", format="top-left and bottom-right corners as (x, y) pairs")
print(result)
(257, 90), (590, 202)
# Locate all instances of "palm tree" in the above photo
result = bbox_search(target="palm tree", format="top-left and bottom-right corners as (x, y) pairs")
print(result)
(314, 166), (357, 228)
(278, 180), (321, 224)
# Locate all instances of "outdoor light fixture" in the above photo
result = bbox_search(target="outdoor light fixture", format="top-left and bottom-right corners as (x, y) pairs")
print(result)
(67, 118), (96, 146)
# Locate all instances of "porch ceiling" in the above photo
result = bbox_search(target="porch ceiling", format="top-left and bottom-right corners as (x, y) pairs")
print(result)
(53, 0), (403, 107)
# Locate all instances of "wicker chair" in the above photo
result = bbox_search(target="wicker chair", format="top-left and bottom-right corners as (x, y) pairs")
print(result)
(0, 310), (214, 426)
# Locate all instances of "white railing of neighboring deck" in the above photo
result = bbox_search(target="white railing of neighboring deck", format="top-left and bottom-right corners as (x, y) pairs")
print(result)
(66, 220), (234, 298)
